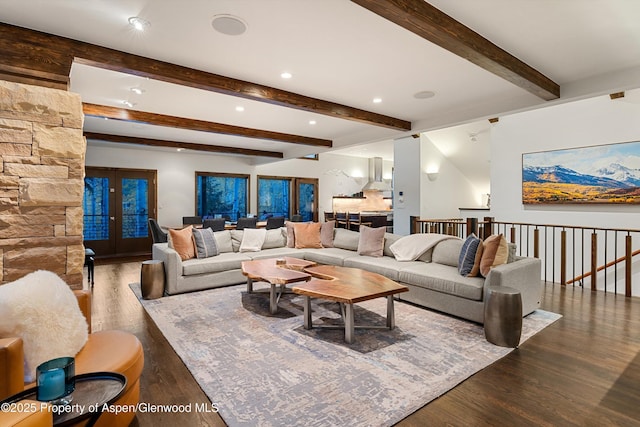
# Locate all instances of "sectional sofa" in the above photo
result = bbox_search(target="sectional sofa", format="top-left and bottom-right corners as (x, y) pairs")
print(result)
(152, 227), (542, 324)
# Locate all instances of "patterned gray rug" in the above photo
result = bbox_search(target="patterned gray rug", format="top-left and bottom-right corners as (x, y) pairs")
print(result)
(132, 283), (561, 427)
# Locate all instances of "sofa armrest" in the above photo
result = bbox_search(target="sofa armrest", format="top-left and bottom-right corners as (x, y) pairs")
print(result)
(485, 257), (542, 316)
(152, 243), (181, 294)
(0, 337), (25, 400)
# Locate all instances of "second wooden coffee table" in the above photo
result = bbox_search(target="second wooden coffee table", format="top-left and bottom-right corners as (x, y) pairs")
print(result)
(241, 257), (316, 314)
(292, 265), (409, 344)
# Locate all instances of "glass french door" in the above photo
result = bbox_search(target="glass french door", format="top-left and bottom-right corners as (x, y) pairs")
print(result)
(295, 178), (318, 222)
(83, 167), (157, 257)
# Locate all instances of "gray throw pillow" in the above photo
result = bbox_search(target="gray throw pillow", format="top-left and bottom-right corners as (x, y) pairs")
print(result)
(192, 227), (218, 258)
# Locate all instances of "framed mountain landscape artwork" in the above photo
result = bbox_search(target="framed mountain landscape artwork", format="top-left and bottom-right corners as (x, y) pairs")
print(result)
(522, 140), (640, 204)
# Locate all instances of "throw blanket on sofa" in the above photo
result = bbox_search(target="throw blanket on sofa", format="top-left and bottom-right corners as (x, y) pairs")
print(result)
(390, 233), (460, 261)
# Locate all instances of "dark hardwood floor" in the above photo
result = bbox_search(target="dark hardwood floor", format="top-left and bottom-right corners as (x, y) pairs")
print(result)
(88, 258), (640, 427)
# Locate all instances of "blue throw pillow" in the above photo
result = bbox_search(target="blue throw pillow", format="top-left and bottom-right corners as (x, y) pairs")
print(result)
(458, 233), (482, 277)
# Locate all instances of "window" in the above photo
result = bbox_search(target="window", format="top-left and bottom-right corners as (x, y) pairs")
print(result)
(83, 177), (110, 241)
(196, 172), (249, 221)
(258, 177), (291, 220)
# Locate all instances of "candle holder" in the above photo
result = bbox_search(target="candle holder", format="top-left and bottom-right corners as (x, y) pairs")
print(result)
(36, 357), (75, 405)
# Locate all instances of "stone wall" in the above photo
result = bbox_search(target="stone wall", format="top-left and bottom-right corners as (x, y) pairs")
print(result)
(0, 80), (85, 288)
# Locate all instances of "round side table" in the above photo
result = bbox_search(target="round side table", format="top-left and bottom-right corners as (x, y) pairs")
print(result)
(141, 260), (165, 299)
(484, 285), (522, 348)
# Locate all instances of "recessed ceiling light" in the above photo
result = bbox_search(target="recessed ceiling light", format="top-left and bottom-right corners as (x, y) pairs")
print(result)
(373, 97), (382, 104)
(176, 148), (184, 152)
(281, 72), (292, 79)
(309, 120), (317, 125)
(121, 100), (136, 108)
(128, 17), (150, 32)
(130, 87), (145, 95)
(211, 14), (247, 36)
(235, 106), (245, 112)
(414, 90), (436, 99)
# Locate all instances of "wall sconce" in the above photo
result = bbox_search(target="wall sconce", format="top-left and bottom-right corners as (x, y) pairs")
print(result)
(425, 165), (439, 181)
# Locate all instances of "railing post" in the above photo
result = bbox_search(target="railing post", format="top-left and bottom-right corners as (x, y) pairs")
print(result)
(626, 235), (632, 297)
(483, 217), (494, 239)
(560, 230), (567, 286)
(510, 226), (516, 244)
(591, 232), (598, 291)
(466, 217), (478, 237)
(410, 216), (418, 234)
(533, 229), (539, 258)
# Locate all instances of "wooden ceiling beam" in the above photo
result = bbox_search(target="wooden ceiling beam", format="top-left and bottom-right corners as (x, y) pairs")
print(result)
(351, 0), (560, 100)
(84, 132), (283, 158)
(82, 103), (332, 148)
(0, 22), (411, 131)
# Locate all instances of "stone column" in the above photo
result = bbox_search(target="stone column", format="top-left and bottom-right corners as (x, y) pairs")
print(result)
(0, 80), (85, 288)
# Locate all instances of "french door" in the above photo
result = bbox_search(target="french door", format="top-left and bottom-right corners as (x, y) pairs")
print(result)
(295, 178), (318, 222)
(83, 167), (157, 257)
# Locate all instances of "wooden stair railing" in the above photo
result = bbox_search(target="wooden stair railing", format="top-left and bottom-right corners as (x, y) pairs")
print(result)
(411, 216), (640, 297)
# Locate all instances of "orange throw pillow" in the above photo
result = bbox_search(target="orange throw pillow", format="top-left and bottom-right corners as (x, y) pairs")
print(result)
(480, 234), (508, 277)
(168, 225), (196, 260)
(293, 222), (323, 249)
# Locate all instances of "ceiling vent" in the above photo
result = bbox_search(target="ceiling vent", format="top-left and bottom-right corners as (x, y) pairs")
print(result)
(362, 157), (391, 191)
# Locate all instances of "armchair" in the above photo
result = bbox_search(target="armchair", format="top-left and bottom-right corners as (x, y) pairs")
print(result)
(0, 290), (144, 427)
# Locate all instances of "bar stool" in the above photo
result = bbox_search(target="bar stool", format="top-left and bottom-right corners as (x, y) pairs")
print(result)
(141, 260), (165, 299)
(484, 286), (522, 348)
(84, 248), (95, 287)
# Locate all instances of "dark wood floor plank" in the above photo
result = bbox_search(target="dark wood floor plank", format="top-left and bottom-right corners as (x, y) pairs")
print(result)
(86, 259), (640, 426)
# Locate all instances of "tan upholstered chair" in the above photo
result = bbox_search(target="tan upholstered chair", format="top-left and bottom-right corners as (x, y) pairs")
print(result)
(0, 290), (144, 427)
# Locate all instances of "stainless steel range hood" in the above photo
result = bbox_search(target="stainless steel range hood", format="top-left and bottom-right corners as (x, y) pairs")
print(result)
(362, 157), (391, 191)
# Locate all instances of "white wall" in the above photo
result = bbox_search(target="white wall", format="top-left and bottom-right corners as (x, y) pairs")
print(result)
(85, 145), (253, 227)
(491, 91), (640, 293)
(85, 144), (375, 226)
(393, 136), (422, 235)
(420, 135), (480, 219)
(492, 92), (640, 229)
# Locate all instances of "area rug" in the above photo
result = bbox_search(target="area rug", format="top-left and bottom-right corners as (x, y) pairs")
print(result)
(132, 283), (561, 427)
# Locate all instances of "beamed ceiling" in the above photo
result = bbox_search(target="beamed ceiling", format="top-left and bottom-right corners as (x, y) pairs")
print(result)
(0, 0), (639, 163)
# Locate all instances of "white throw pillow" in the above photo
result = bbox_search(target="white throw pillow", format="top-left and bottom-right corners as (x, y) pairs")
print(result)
(0, 270), (89, 382)
(240, 228), (267, 252)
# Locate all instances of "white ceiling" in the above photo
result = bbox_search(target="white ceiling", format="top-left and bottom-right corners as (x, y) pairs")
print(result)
(2, 0), (640, 169)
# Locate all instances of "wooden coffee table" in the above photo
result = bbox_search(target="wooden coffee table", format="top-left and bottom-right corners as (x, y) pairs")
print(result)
(292, 265), (409, 344)
(241, 257), (316, 314)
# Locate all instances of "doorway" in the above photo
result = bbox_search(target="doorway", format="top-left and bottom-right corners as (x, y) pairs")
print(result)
(83, 167), (157, 257)
(294, 178), (318, 222)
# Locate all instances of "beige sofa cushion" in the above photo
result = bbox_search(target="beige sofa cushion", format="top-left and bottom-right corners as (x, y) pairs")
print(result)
(213, 230), (234, 253)
(399, 262), (485, 301)
(182, 252), (251, 275)
(431, 239), (464, 267)
(262, 227), (287, 249)
(333, 228), (360, 251)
